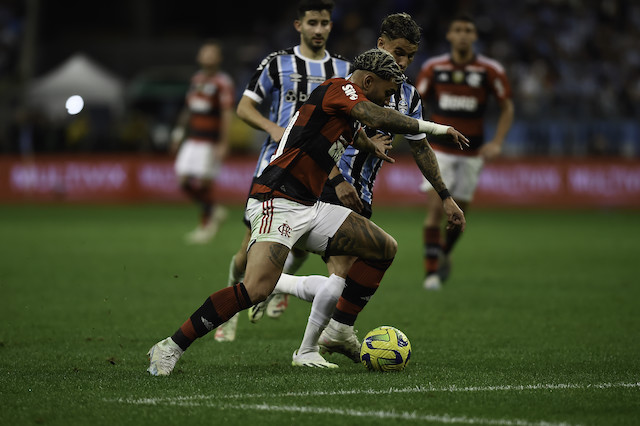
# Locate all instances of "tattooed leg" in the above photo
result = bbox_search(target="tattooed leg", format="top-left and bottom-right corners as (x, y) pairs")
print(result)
(243, 241), (290, 302)
(326, 213), (397, 261)
(324, 213), (397, 328)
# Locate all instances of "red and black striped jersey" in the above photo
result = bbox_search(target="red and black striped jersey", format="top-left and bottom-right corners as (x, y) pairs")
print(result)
(185, 70), (235, 143)
(416, 53), (511, 155)
(249, 77), (368, 205)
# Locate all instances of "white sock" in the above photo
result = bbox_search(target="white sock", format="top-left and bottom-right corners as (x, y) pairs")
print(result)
(283, 250), (309, 274)
(298, 274), (346, 354)
(327, 317), (352, 335)
(227, 254), (244, 287)
(275, 274), (327, 302)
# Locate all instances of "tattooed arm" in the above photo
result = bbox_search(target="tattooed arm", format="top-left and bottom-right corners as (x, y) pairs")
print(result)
(351, 101), (419, 135)
(353, 129), (395, 163)
(350, 101), (470, 149)
(407, 136), (467, 232)
(407, 137), (447, 193)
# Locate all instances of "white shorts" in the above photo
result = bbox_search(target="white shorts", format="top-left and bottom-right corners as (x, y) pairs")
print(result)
(246, 198), (352, 256)
(420, 151), (484, 202)
(174, 139), (222, 179)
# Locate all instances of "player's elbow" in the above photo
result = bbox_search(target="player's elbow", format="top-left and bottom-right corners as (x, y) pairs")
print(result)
(236, 97), (253, 122)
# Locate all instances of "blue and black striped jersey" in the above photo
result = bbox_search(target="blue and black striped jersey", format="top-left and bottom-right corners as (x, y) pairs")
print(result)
(321, 81), (426, 218)
(242, 45), (352, 178)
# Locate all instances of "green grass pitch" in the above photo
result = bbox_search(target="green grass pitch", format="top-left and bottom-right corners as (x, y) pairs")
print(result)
(1, 204), (638, 425)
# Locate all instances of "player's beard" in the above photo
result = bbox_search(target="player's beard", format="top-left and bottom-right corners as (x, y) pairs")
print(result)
(304, 34), (326, 53)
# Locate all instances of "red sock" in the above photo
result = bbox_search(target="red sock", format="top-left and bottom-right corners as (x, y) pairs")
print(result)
(171, 283), (252, 350)
(423, 226), (441, 275)
(332, 258), (393, 326)
(443, 227), (462, 255)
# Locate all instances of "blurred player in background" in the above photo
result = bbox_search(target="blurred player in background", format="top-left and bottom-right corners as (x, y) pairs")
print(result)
(171, 40), (235, 244)
(147, 48), (467, 375)
(416, 14), (514, 290)
(213, 0), (352, 342)
(249, 13), (467, 366)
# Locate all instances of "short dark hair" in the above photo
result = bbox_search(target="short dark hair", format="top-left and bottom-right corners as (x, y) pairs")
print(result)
(353, 49), (405, 85)
(449, 13), (476, 28)
(380, 12), (421, 46)
(297, 0), (334, 19)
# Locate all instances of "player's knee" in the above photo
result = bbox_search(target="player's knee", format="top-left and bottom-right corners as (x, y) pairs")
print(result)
(386, 234), (398, 259)
(243, 283), (271, 303)
(367, 231), (396, 261)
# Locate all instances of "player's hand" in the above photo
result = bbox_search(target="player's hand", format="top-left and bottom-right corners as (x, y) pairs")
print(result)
(446, 127), (470, 151)
(479, 140), (502, 161)
(369, 133), (395, 163)
(335, 181), (363, 213)
(269, 126), (285, 143)
(443, 197), (466, 232)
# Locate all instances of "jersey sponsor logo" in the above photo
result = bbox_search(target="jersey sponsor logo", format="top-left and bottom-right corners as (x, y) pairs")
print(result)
(307, 75), (329, 84)
(439, 93), (478, 112)
(284, 90), (309, 103)
(290, 73), (328, 85)
(188, 97), (212, 113)
(290, 74), (326, 85)
(342, 84), (358, 101)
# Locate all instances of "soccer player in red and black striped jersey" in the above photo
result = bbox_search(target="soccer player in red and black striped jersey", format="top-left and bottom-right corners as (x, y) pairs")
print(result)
(416, 14), (514, 290)
(171, 40), (235, 244)
(147, 49), (468, 374)
(257, 13), (456, 364)
(214, 0), (352, 341)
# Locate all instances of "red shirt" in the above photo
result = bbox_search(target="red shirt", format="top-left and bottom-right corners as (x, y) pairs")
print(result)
(416, 53), (511, 156)
(185, 70), (235, 143)
(250, 77), (368, 205)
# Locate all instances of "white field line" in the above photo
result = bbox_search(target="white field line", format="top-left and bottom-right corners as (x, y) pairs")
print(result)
(142, 401), (578, 426)
(113, 381), (640, 405)
(108, 381), (639, 426)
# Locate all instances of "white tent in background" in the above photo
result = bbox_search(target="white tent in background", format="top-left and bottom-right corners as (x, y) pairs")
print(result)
(26, 53), (124, 120)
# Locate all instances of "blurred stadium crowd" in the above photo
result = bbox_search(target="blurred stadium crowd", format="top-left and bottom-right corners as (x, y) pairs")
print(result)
(0, 0), (638, 157)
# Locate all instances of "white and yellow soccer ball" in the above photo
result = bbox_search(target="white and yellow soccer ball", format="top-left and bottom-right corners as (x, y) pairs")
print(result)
(360, 326), (411, 372)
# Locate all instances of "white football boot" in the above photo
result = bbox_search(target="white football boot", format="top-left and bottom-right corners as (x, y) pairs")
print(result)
(185, 206), (228, 244)
(423, 273), (442, 291)
(214, 313), (238, 342)
(318, 319), (361, 363)
(291, 350), (338, 369)
(247, 296), (272, 323)
(265, 293), (289, 318)
(147, 337), (184, 376)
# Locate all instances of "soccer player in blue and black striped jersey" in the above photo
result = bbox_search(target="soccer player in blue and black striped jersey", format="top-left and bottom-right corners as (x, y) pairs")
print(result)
(316, 13), (433, 361)
(214, 0), (352, 342)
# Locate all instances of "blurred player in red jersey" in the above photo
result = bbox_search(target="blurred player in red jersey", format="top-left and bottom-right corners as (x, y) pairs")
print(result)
(171, 40), (235, 244)
(147, 49), (467, 375)
(416, 14), (514, 290)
